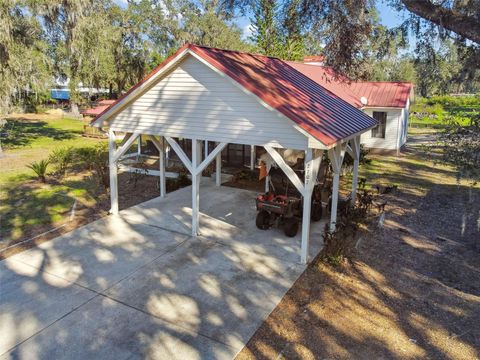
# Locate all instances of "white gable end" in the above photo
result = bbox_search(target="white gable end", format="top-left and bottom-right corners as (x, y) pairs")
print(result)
(107, 55), (309, 150)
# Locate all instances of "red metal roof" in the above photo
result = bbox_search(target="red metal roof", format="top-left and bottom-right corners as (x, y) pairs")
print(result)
(289, 62), (413, 109)
(97, 99), (117, 106)
(96, 44), (378, 146)
(349, 81), (413, 108)
(81, 105), (110, 116)
(303, 55), (325, 63)
(287, 62), (362, 108)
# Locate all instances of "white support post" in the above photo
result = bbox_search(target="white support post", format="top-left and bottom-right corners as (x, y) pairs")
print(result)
(204, 140), (208, 158)
(159, 137), (166, 197)
(350, 136), (361, 205)
(301, 148), (313, 264)
(328, 144), (346, 231)
(250, 145), (255, 170)
(108, 129), (119, 214)
(330, 172), (340, 231)
(191, 139), (200, 236)
(216, 152), (221, 186)
(265, 175), (270, 192)
(146, 135), (166, 197)
(137, 135), (142, 156)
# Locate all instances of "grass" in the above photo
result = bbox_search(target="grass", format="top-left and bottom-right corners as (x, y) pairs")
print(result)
(0, 113), (106, 245)
(0, 113), (104, 184)
(409, 95), (479, 128)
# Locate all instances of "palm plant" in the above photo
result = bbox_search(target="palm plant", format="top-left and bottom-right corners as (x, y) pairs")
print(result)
(27, 159), (50, 183)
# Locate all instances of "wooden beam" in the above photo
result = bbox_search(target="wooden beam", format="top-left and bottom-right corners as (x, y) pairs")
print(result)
(194, 142), (227, 176)
(250, 145), (255, 170)
(164, 136), (193, 173)
(191, 139), (200, 236)
(350, 135), (361, 205)
(301, 148), (313, 264)
(108, 129), (119, 214)
(264, 146), (305, 195)
(216, 142), (222, 186)
(113, 132), (140, 163)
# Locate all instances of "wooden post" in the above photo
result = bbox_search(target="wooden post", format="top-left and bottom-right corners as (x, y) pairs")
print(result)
(301, 148), (313, 264)
(328, 144), (345, 231)
(192, 139), (200, 236)
(216, 142), (222, 186)
(350, 136), (361, 205)
(250, 145), (255, 170)
(204, 140), (208, 157)
(159, 136), (166, 197)
(108, 129), (119, 214)
(137, 134), (142, 156)
(330, 171), (340, 231)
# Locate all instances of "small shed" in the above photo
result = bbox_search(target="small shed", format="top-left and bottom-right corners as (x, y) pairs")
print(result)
(93, 44), (378, 264)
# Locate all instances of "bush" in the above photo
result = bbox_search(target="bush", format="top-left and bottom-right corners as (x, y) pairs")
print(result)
(27, 159), (50, 183)
(49, 146), (76, 177)
(88, 143), (110, 189)
(320, 180), (375, 265)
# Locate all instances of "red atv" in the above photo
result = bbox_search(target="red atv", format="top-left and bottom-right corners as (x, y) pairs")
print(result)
(255, 191), (322, 237)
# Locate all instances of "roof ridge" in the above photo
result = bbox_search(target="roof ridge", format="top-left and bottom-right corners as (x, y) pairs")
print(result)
(188, 43), (282, 61)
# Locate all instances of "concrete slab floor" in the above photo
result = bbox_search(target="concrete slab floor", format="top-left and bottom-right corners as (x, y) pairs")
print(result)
(0, 179), (325, 360)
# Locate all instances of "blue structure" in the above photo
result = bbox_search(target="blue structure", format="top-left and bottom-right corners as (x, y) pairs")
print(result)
(50, 89), (70, 100)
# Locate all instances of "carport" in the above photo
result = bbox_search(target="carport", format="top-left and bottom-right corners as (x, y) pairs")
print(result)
(93, 44), (377, 264)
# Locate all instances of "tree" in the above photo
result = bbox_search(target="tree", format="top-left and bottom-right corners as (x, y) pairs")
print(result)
(249, 0), (280, 56)
(0, 1), (51, 115)
(249, 0), (305, 60)
(178, 0), (248, 51)
(399, 0), (480, 44)
(227, 0), (480, 73)
(33, 0), (96, 115)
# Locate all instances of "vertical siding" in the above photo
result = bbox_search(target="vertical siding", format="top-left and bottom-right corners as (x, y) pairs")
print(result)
(360, 108), (401, 150)
(108, 55), (309, 150)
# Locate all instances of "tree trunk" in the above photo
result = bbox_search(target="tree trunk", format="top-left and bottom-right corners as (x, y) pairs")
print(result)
(401, 0), (480, 44)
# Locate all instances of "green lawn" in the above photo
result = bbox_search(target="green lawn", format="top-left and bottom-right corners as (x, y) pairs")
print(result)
(1, 114), (104, 184)
(0, 114), (106, 245)
(409, 95), (479, 128)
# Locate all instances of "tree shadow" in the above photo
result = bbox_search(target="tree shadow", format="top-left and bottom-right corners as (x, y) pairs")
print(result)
(2, 119), (79, 149)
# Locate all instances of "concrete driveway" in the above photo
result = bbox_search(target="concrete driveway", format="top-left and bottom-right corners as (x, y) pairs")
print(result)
(0, 179), (325, 360)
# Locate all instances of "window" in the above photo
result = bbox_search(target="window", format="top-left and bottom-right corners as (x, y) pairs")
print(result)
(371, 111), (387, 138)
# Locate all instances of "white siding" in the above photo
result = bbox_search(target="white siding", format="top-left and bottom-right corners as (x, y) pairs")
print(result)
(398, 99), (410, 147)
(108, 55), (309, 150)
(360, 108), (402, 150)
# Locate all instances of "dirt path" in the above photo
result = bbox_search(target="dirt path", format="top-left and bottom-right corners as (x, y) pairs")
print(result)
(236, 134), (480, 360)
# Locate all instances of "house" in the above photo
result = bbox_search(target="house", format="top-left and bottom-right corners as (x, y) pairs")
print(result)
(288, 61), (414, 154)
(92, 44), (378, 264)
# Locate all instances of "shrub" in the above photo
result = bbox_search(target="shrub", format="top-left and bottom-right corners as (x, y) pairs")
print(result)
(75, 146), (98, 170)
(49, 146), (75, 177)
(88, 143), (110, 189)
(319, 180), (376, 265)
(27, 159), (50, 183)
